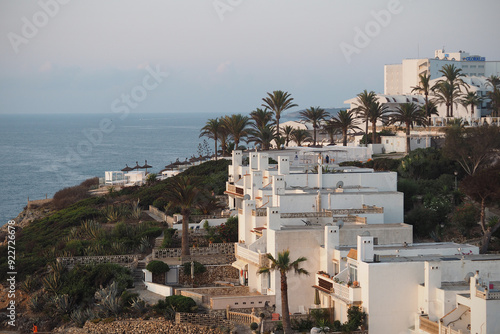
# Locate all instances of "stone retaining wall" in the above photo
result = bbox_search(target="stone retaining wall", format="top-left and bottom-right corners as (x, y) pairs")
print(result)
(176, 312), (233, 329)
(82, 318), (225, 333)
(178, 265), (239, 286)
(57, 254), (139, 268)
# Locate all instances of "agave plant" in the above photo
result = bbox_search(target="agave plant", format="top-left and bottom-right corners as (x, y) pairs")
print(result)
(95, 281), (122, 316)
(81, 219), (103, 239)
(42, 272), (61, 294)
(138, 236), (152, 253)
(131, 297), (148, 314)
(51, 294), (73, 315)
(70, 308), (97, 328)
(29, 294), (45, 313)
(130, 199), (143, 219)
(102, 206), (120, 223)
(49, 261), (65, 276)
(111, 241), (128, 255)
(20, 275), (37, 293)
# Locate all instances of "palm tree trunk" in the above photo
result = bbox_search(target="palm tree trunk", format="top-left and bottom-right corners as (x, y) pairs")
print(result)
(182, 211), (190, 256)
(425, 93), (430, 125)
(214, 137), (218, 161)
(406, 124), (411, 153)
(471, 104), (475, 118)
(280, 272), (292, 334)
(371, 122), (377, 144)
(313, 127), (317, 146)
(276, 116), (280, 140)
(343, 129), (347, 146)
(450, 96), (454, 118)
(365, 117), (369, 146)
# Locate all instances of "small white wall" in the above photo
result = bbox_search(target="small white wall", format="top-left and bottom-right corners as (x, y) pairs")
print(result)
(144, 281), (174, 297)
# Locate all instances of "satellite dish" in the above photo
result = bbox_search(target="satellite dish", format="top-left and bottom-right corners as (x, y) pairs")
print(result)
(336, 219), (344, 228)
(361, 231), (371, 236)
(243, 194), (251, 200)
(336, 181), (344, 189)
(464, 272), (474, 283)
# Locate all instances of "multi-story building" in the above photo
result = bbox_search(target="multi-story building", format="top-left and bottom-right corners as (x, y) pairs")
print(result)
(384, 49), (500, 96)
(226, 150), (500, 333)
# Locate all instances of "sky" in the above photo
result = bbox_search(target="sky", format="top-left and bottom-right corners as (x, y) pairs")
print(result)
(1, 0), (499, 115)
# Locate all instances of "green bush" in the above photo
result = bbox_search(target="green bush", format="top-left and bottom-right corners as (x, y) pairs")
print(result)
(182, 261), (206, 276)
(449, 203), (480, 237)
(164, 295), (197, 313)
(146, 261), (170, 274)
(250, 322), (258, 330)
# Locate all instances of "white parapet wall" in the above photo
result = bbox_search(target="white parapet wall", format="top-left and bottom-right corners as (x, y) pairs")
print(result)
(144, 281), (174, 297)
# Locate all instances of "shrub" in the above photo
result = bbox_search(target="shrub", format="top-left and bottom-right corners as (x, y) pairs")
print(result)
(250, 322), (259, 330)
(80, 177), (99, 189)
(146, 261), (170, 274)
(182, 261), (206, 276)
(449, 203), (480, 237)
(164, 295), (197, 313)
(53, 185), (89, 209)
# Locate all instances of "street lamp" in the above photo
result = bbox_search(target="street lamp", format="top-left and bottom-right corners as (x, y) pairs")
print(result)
(454, 171), (458, 190)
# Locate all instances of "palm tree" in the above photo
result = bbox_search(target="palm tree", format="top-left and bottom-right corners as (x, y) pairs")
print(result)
(420, 100), (439, 125)
(432, 81), (460, 118)
(488, 88), (500, 117)
(165, 176), (200, 256)
(326, 110), (361, 146)
(322, 118), (341, 144)
(222, 114), (250, 151)
(434, 64), (469, 117)
(390, 103), (427, 153)
(262, 90), (298, 139)
(368, 101), (390, 144)
(250, 108), (274, 130)
(460, 90), (483, 116)
(486, 75), (500, 117)
(199, 118), (221, 160)
(281, 125), (294, 147)
(291, 129), (311, 147)
(352, 90), (377, 145)
(258, 250), (308, 334)
(217, 124), (230, 157)
(299, 107), (328, 146)
(411, 73), (432, 123)
(248, 125), (275, 151)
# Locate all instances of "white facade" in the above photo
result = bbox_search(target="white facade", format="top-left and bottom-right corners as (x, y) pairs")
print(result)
(384, 49), (500, 96)
(226, 150), (500, 333)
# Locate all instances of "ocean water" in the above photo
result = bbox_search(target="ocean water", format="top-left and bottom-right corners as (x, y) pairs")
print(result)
(0, 112), (220, 225)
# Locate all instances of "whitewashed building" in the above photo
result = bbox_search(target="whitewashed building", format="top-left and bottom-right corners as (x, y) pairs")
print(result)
(226, 150), (500, 334)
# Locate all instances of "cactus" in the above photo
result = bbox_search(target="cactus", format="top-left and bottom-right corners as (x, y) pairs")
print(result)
(51, 294), (73, 315)
(95, 281), (122, 316)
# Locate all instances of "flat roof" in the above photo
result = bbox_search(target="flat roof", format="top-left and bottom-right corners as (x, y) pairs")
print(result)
(379, 253), (500, 264)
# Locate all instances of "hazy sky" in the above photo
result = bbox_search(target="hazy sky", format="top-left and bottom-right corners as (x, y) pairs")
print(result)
(1, 0), (499, 115)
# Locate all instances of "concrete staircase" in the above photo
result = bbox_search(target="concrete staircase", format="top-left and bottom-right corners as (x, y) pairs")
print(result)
(133, 261), (146, 289)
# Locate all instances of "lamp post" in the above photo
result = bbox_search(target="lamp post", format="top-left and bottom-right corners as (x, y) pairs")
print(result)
(454, 171), (458, 190)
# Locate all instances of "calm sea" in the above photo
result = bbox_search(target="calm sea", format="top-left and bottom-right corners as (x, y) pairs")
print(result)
(0, 112), (221, 225)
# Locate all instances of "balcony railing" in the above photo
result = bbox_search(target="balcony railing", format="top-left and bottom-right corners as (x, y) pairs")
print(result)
(235, 244), (267, 266)
(419, 316), (439, 334)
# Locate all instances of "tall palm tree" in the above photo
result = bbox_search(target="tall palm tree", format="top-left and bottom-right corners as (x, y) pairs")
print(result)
(250, 108), (274, 130)
(258, 250), (308, 334)
(411, 73), (431, 123)
(434, 64), (468, 117)
(368, 101), (391, 144)
(326, 110), (361, 146)
(420, 100), (439, 126)
(165, 176), (200, 256)
(322, 118), (341, 144)
(390, 103), (427, 153)
(262, 90), (298, 139)
(486, 75), (500, 117)
(291, 129), (311, 147)
(217, 124), (230, 157)
(432, 81), (460, 118)
(199, 118), (221, 160)
(222, 114), (250, 151)
(488, 89), (500, 117)
(248, 125), (276, 151)
(460, 90), (483, 116)
(299, 106), (328, 146)
(352, 90), (377, 145)
(281, 125), (294, 147)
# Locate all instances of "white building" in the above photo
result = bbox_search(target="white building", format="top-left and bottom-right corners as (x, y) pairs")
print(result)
(226, 150), (500, 334)
(385, 49), (500, 96)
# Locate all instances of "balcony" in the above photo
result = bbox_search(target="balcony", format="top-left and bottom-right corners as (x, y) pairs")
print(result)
(235, 243), (267, 267)
(226, 183), (245, 198)
(314, 270), (361, 304)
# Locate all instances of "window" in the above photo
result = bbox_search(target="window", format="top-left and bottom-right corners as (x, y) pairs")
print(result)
(348, 264), (358, 282)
